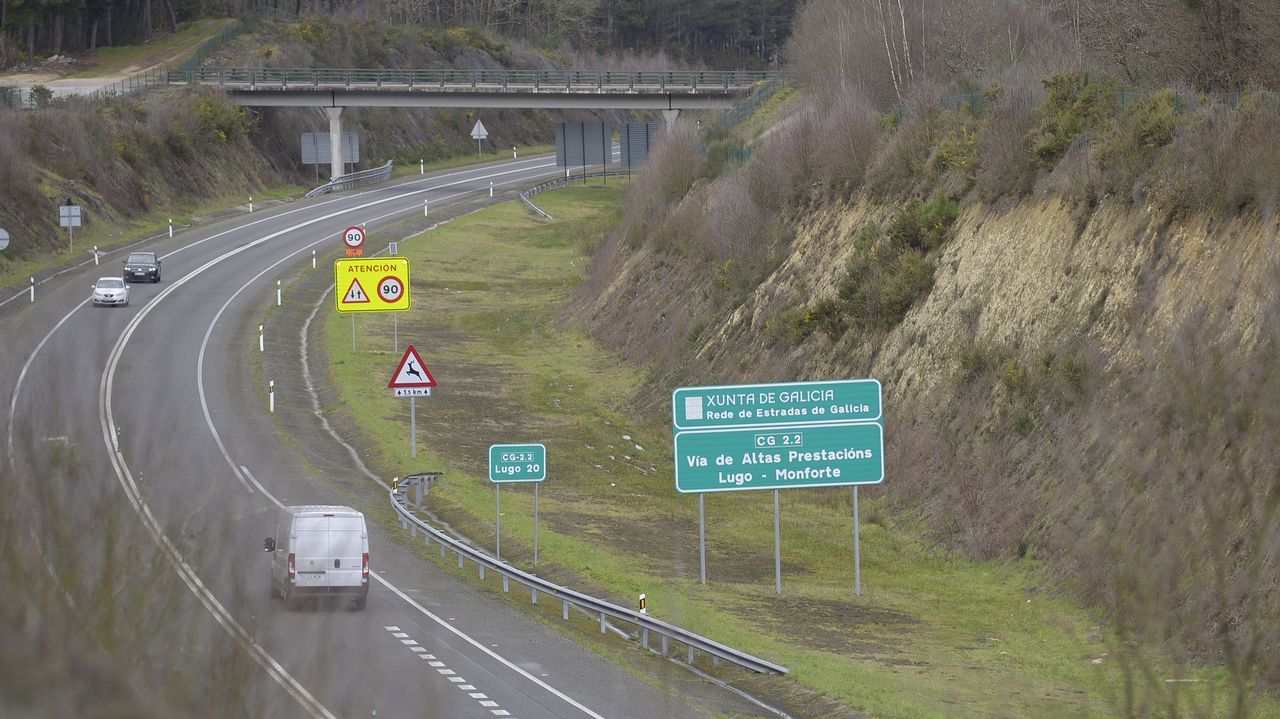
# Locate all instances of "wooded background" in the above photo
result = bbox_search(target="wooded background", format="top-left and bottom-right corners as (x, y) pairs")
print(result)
(0, 0), (799, 68)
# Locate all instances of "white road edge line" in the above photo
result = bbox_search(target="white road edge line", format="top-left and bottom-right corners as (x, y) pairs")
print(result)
(100, 288), (336, 718)
(8, 158), (571, 719)
(6, 297), (90, 466)
(370, 576), (606, 719)
(189, 168), (606, 718)
(8, 156), (558, 461)
(92, 166), (553, 718)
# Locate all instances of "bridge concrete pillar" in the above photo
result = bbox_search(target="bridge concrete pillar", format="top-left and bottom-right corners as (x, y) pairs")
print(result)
(325, 106), (344, 181)
(662, 109), (680, 127)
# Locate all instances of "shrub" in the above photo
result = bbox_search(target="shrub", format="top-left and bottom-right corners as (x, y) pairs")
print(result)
(29, 85), (54, 108)
(701, 138), (749, 180)
(194, 96), (248, 143)
(812, 89), (879, 196)
(1149, 92), (1280, 217)
(164, 122), (193, 160)
(933, 125), (978, 176)
(975, 79), (1041, 202)
(1011, 410), (1035, 436)
(875, 249), (936, 327)
(958, 344), (1001, 382)
(1029, 72), (1116, 166)
(1095, 90), (1184, 199)
(886, 195), (960, 251)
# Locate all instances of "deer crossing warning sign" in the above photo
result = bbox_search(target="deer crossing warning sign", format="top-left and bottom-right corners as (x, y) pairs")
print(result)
(334, 257), (411, 313)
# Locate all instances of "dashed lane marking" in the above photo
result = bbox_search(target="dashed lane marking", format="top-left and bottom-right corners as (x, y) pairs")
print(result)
(383, 626), (518, 719)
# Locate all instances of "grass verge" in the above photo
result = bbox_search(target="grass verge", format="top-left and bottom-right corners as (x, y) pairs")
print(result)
(318, 183), (1274, 718)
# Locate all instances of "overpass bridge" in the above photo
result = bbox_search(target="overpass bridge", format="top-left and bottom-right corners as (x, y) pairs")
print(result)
(167, 67), (776, 179)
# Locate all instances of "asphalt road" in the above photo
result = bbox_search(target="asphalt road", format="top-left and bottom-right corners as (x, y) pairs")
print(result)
(1, 158), (768, 718)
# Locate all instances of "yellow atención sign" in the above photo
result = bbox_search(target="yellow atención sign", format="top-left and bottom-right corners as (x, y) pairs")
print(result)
(333, 257), (411, 313)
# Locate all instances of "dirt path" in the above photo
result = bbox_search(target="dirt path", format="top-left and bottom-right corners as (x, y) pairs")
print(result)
(0, 18), (231, 89)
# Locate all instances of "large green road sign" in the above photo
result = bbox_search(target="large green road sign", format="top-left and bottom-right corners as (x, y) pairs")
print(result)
(674, 422), (883, 493)
(672, 379), (881, 431)
(489, 443), (547, 483)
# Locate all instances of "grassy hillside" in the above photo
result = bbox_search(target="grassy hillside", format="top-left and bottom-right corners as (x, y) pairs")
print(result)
(310, 180), (1280, 718)
(570, 73), (1280, 714)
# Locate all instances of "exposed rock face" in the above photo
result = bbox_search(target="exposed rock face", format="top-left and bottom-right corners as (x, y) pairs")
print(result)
(576, 194), (1280, 678)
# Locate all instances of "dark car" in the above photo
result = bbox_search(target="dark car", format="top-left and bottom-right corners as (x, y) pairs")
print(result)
(122, 251), (162, 283)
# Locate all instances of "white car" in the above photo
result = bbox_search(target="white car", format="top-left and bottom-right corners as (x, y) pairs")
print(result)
(91, 277), (129, 307)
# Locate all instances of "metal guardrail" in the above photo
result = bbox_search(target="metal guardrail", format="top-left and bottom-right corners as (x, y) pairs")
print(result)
(388, 478), (788, 675)
(166, 67), (777, 93)
(305, 161), (393, 197)
(519, 170), (632, 220)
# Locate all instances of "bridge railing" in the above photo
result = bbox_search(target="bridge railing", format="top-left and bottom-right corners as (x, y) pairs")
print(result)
(305, 160), (393, 198)
(388, 479), (788, 675)
(166, 67), (778, 92)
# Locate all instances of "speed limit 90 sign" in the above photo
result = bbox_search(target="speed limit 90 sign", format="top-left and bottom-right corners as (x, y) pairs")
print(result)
(377, 275), (404, 303)
(342, 226), (366, 249)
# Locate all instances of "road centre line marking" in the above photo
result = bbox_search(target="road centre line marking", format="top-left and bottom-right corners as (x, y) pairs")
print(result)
(201, 176), (539, 495)
(0, 155), (552, 309)
(188, 171), (606, 717)
(1, 157), (582, 718)
(100, 289), (335, 718)
(86, 163), (556, 719)
(6, 297), (90, 466)
(7, 157), (557, 465)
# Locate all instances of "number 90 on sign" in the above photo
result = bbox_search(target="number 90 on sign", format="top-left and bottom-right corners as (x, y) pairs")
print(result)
(342, 226), (366, 249)
(377, 275), (404, 303)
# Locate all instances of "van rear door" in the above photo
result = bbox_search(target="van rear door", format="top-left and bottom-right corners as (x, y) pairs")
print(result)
(291, 515), (330, 590)
(324, 516), (365, 589)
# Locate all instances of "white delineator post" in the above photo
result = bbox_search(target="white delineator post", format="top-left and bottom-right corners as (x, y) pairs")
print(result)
(29, 277), (34, 303)
(258, 324), (264, 353)
(419, 159), (424, 175)
(423, 199), (428, 217)
(311, 249), (316, 269)
(93, 246), (99, 266)
(276, 280), (282, 306)
(268, 380), (275, 413)
(168, 218), (173, 238)
(513, 146), (517, 158)
(489, 181), (494, 197)
(249, 196), (253, 213)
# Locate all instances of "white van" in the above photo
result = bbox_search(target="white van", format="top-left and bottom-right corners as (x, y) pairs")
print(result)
(264, 505), (369, 610)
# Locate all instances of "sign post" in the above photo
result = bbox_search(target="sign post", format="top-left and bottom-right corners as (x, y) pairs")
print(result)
(488, 443), (546, 564)
(388, 345), (437, 458)
(854, 486), (861, 596)
(58, 203), (81, 253)
(672, 379), (883, 594)
(471, 119), (488, 156)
